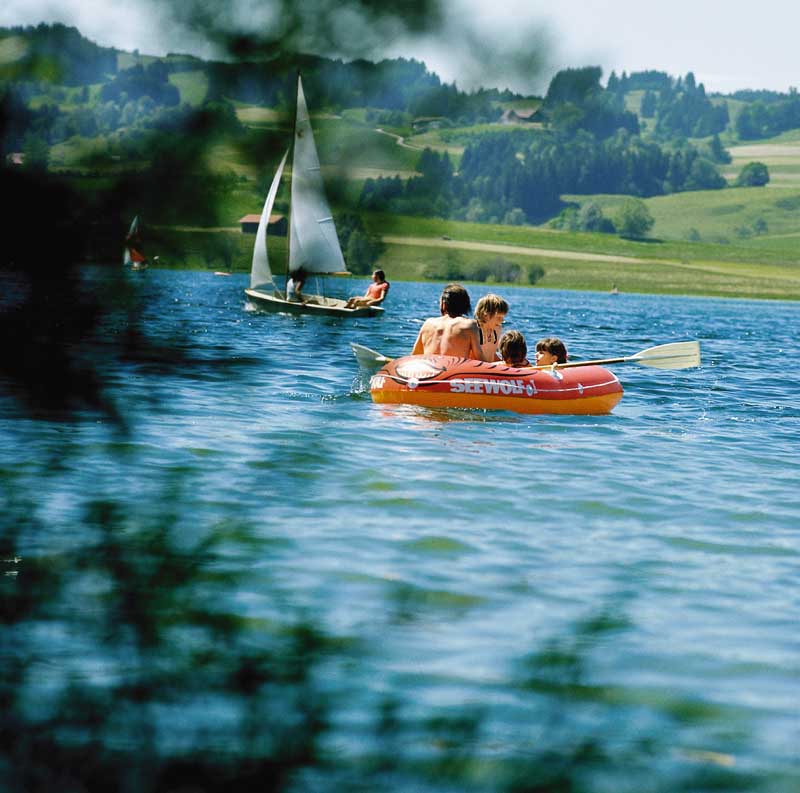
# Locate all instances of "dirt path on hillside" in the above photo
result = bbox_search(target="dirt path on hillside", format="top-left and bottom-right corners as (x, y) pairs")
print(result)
(374, 128), (423, 150)
(729, 143), (800, 158)
(380, 235), (649, 263)
(381, 235), (791, 278)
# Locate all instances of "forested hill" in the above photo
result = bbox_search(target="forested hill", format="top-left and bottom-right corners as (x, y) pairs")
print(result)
(0, 23), (519, 121)
(0, 23), (118, 85)
(3, 22), (799, 240)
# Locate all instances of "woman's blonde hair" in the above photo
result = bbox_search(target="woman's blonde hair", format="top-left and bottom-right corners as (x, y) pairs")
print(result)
(474, 293), (509, 322)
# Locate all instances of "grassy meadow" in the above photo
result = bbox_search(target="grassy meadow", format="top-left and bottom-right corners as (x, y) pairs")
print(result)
(168, 70), (209, 106)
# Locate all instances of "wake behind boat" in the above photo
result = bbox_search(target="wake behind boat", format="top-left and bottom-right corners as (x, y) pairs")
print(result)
(244, 75), (383, 318)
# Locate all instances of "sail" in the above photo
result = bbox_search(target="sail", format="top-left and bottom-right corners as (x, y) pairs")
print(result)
(289, 76), (348, 275)
(250, 149), (289, 289)
(123, 215), (138, 265)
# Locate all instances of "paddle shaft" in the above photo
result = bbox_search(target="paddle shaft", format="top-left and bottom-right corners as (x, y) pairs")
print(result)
(354, 340), (699, 371)
(550, 356), (632, 369)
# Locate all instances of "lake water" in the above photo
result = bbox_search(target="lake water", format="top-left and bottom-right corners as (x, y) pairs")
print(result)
(3, 268), (799, 788)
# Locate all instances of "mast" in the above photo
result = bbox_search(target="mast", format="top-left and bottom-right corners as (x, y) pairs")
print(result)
(284, 71), (300, 300)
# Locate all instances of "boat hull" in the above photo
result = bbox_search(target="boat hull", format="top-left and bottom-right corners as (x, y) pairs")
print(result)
(245, 288), (384, 318)
(370, 355), (623, 415)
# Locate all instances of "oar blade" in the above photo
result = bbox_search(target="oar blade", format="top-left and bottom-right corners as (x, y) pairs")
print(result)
(351, 342), (390, 369)
(631, 341), (701, 370)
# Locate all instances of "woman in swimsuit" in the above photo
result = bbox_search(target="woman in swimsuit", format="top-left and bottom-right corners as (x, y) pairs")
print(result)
(345, 270), (390, 309)
(474, 293), (508, 361)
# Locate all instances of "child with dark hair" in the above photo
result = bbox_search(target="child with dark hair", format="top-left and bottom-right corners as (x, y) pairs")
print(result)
(535, 337), (568, 366)
(498, 330), (531, 367)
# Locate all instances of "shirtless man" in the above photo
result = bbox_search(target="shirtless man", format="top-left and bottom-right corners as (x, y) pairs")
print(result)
(411, 283), (489, 361)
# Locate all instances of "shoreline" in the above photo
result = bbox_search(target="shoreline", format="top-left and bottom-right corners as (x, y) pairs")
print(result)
(103, 262), (800, 303)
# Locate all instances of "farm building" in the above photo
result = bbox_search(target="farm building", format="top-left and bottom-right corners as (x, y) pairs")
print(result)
(499, 108), (541, 124)
(238, 214), (287, 235)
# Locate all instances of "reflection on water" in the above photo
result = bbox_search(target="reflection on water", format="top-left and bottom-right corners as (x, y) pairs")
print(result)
(2, 267), (799, 791)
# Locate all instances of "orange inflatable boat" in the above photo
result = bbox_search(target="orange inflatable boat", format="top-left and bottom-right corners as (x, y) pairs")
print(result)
(370, 355), (624, 415)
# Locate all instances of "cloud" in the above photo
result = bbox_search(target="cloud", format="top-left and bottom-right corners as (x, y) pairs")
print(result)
(1, 0), (553, 92)
(145, 0), (551, 92)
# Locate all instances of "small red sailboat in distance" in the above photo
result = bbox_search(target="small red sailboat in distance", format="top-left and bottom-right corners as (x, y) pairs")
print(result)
(124, 215), (149, 271)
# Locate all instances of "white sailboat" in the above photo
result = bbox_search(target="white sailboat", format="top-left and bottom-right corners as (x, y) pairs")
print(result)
(244, 75), (384, 317)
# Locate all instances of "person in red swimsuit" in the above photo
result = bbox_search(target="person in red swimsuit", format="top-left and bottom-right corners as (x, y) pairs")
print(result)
(345, 269), (389, 309)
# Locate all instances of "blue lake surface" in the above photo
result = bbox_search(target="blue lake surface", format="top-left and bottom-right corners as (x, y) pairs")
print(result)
(4, 267), (799, 784)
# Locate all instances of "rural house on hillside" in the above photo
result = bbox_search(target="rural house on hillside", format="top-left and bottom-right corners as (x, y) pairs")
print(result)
(499, 107), (541, 124)
(238, 214), (287, 235)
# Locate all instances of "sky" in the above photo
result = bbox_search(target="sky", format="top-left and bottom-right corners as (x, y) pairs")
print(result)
(1, 0), (798, 95)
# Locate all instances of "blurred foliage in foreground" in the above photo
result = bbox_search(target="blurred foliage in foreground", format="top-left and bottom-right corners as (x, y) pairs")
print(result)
(2, 474), (765, 793)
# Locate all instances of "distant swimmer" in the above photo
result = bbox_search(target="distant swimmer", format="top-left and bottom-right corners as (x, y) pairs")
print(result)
(412, 283), (489, 361)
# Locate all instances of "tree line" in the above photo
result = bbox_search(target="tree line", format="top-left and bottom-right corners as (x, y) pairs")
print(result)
(610, 70), (729, 139)
(360, 128), (729, 225)
(735, 88), (800, 139)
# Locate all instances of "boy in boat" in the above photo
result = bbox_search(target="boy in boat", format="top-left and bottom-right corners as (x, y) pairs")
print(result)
(534, 337), (568, 366)
(345, 270), (390, 309)
(474, 293), (508, 361)
(498, 330), (531, 367)
(411, 283), (489, 361)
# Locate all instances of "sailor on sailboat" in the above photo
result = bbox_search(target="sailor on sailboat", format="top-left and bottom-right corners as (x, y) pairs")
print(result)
(244, 75), (384, 317)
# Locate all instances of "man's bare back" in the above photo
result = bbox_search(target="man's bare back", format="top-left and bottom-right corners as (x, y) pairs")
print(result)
(412, 315), (486, 360)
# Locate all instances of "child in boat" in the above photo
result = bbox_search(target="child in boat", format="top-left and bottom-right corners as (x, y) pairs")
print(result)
(474, 293), (508, 361)
(498, 330), (531, 367)
(534, 337), (568, 366)
(345, 270), (390, 309)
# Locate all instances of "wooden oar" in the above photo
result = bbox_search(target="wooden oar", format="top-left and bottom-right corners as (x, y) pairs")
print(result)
(351, 342), (391, 369)
(551, 341), (701, 371)
(352, 340), (701, 372)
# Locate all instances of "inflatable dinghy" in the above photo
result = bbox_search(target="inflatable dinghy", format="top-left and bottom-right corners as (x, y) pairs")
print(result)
(370, 355), (624, 415)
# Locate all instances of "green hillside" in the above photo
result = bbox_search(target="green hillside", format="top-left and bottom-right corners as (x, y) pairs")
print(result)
(562, 185), (800, 244)
(169, 70), (208, 106)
